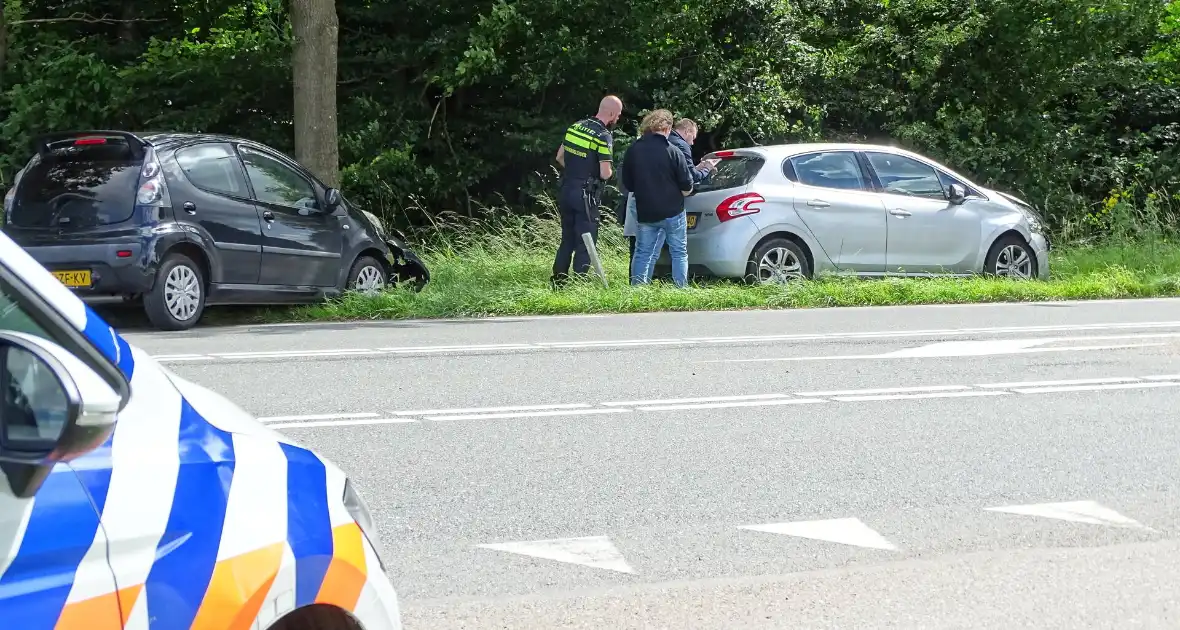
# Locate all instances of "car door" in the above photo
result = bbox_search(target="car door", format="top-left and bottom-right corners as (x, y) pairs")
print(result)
(787, 150), (887, 273)
(0, 281), (121, 628)
(237, 145), (344, 287)
(172, 142), (265, 284)
(862, 151), (983, 274)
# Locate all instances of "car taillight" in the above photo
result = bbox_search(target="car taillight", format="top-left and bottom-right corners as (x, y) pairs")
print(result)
(136, 151), (171, 208)
(713, 150), (735, 158)
(716, 192), (764, 222)
(74, 137), (107, 146)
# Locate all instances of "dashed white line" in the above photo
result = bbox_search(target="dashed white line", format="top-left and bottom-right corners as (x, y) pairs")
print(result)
(635, 398), (826, 411)
(260, 412), (379, 423)
(1011, 382), (1180, 394)
(1142, 375), (1180, 381)
(830, 391), (1011, 402)
(267, 417), (418, 429)
(429, 408), (631, 421)
(977, 377), (1141, 389)
(602, 394), (789, 407)
(796, 385), (969, 397)
(393, 403), (591, 416)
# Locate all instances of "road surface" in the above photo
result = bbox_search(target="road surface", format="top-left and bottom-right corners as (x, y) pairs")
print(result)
(124, 298), (1180, 629)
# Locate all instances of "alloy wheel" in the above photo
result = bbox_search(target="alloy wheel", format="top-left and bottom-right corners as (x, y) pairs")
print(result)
(757, 248), (803, 284)
(164, 265), (201, 321)
(354, 265), (386, 293)
(995, 244), (1033, 279)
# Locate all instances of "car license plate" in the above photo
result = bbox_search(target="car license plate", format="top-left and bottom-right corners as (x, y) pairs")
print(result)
(686, 214), (698, 229)
(52, 270), (91, 288)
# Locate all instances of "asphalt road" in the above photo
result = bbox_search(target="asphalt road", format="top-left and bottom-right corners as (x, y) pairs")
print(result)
(125, 298), (1180, 629)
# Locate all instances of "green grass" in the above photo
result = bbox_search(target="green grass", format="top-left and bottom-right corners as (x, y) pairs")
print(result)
(230, 213), (1180, 324)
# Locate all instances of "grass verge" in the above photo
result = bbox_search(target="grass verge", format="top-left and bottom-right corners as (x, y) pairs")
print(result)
(251, 214), (1180, 323)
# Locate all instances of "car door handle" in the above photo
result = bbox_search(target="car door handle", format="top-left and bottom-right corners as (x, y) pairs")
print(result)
(182, 201), (196, 215)
(888, 209), (912, 217)
(262, 210), (275, 222)
(806, 199), (830, 207)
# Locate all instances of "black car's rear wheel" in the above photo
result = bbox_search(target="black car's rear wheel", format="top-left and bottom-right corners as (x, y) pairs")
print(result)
(144, 253), (206, 331)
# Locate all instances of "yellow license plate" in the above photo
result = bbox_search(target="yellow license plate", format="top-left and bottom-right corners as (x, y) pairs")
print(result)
(686, 214), (698, 229)
(52, 270), (92, 287)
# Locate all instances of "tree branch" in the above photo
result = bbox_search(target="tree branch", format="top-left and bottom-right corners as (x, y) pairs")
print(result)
(12, 13), (165, 25)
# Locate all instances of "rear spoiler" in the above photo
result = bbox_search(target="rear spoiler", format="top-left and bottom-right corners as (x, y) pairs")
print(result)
(32, 130), (148, 161)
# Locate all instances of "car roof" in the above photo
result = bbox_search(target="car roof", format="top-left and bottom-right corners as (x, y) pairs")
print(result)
(138, 132), (256, 150)
(722, 142), (932, 160)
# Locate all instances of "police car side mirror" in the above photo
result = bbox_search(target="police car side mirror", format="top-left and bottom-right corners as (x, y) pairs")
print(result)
(0, 332), (120, 498)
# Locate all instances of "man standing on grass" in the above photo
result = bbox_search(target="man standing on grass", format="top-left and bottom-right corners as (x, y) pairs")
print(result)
(551, 95), (623, 288)
(622, 109), (694, 288)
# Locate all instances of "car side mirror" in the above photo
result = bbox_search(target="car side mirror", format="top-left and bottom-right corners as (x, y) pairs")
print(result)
(0, 331), (121, 498)
(324, 188), (343, 210)
(948, 183), (967, 205)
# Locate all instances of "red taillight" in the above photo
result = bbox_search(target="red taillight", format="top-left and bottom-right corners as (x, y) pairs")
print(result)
(73, 137), (107, 146)
(116, 250), (132, 258)
(716, 192), (764, 222)
(713, 150), (735, 158)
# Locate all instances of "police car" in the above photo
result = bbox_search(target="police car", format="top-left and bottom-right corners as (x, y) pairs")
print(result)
(0, 229), (401, 628)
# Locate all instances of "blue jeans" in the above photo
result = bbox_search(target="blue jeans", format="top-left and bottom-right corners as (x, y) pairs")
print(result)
(631, 211), (688, 287)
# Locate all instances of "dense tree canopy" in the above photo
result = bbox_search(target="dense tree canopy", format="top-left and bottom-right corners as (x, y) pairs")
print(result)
(1, 0), (1177, 233)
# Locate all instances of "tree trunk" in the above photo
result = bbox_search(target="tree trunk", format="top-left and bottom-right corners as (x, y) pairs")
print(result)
(290, 0), (340, 188)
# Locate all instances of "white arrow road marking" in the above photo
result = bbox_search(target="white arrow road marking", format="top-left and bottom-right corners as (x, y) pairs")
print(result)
(984, 500), (1153, 530)
(477, 536), (635, 574)
(739, 517), (898, 550)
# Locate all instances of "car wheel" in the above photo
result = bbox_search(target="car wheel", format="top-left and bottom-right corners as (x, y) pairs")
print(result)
(144, 253), (205, 331)
(985, 234), (1038, 279)
(747, 238), (811, 284)
(348, 255), (388, 294)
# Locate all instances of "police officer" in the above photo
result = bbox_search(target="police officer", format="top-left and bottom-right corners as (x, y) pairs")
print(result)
(551, 95), (623, 288)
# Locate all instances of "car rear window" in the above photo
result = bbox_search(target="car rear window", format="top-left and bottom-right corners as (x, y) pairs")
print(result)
(10, 142), (143, 230)
(694, 155), (765, 193)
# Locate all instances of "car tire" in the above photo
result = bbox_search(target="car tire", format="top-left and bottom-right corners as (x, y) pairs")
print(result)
(144, 253), (206, 331)
(984, 233), (1038, 279)
(347, 255), (388, 293)
(746, 238), (812, 284)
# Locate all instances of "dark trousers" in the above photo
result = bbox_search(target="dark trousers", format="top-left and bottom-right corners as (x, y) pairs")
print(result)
(553, 186), (599, 278)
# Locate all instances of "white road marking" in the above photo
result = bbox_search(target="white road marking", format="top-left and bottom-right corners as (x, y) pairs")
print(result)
(394, 403), (592, 416)
(831, 391), (1010, 402)
(601, 394), (789, 407)
(261, 372), (1180, 429)
(428, 408), (631, 421)
(709, 342), (1165, 363)
(476, 536), (635, 574)
(1011, 381), (1180, 394)
(985, 500), (1152, 530)
(635, 398), (827, 412)
(266, 417), (419, 429)
(739, 517), (897, 551)
(259, 412), (379, 423)
(796, 385), (968, 397)
(977, 377), (1141, 389)
(148, 319), (1180, 363)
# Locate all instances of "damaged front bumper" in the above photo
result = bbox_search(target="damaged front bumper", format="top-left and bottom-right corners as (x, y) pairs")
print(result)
(384, 233), (430, 292)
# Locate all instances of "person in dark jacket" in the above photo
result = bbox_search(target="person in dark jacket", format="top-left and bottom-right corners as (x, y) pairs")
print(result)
(621, 109), (694, 287)
(669, 118), (715, 185)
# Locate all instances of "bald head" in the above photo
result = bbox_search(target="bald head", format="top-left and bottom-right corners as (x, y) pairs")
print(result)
(596, 95), (623, 126)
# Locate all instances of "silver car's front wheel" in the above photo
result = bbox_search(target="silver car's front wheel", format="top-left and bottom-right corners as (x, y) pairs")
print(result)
(748, 237), (812, 284)
(985, 235), (1038, 280)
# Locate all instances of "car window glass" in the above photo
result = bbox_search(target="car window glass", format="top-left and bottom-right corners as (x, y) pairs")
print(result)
(238, 147), (318, 209)
(866, 152), (946, 199)
(175, 144), (249, 197)
(0, 281), (69, 444)
(789, 152), (869, 191)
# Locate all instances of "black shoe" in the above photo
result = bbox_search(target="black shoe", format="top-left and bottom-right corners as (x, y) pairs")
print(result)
(550, 274), (569, 290)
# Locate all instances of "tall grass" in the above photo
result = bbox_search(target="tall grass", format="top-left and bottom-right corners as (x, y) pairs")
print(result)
(266, 201), (1180, 322)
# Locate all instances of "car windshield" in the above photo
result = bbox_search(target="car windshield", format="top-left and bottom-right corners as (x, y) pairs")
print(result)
(9, 142), (143, 230)
(694, 155), (765, 193)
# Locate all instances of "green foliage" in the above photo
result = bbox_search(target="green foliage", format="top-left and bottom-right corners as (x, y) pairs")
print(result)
(0, 0), (1178, 238)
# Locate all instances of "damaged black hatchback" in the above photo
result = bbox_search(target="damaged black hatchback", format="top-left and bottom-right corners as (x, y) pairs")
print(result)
(3, 130), (429, 330)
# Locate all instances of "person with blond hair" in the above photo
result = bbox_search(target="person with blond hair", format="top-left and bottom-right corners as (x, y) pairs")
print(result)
(620, 109), (694, 287)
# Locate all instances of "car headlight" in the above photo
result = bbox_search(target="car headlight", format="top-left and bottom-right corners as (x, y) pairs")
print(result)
(343, 478), (386, 571)
(361, 209), (387, 239)
(1020, 206), (1045, 234)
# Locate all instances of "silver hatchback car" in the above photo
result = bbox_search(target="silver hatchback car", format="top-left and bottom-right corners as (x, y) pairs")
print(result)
(652, 143), (1050, 283)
